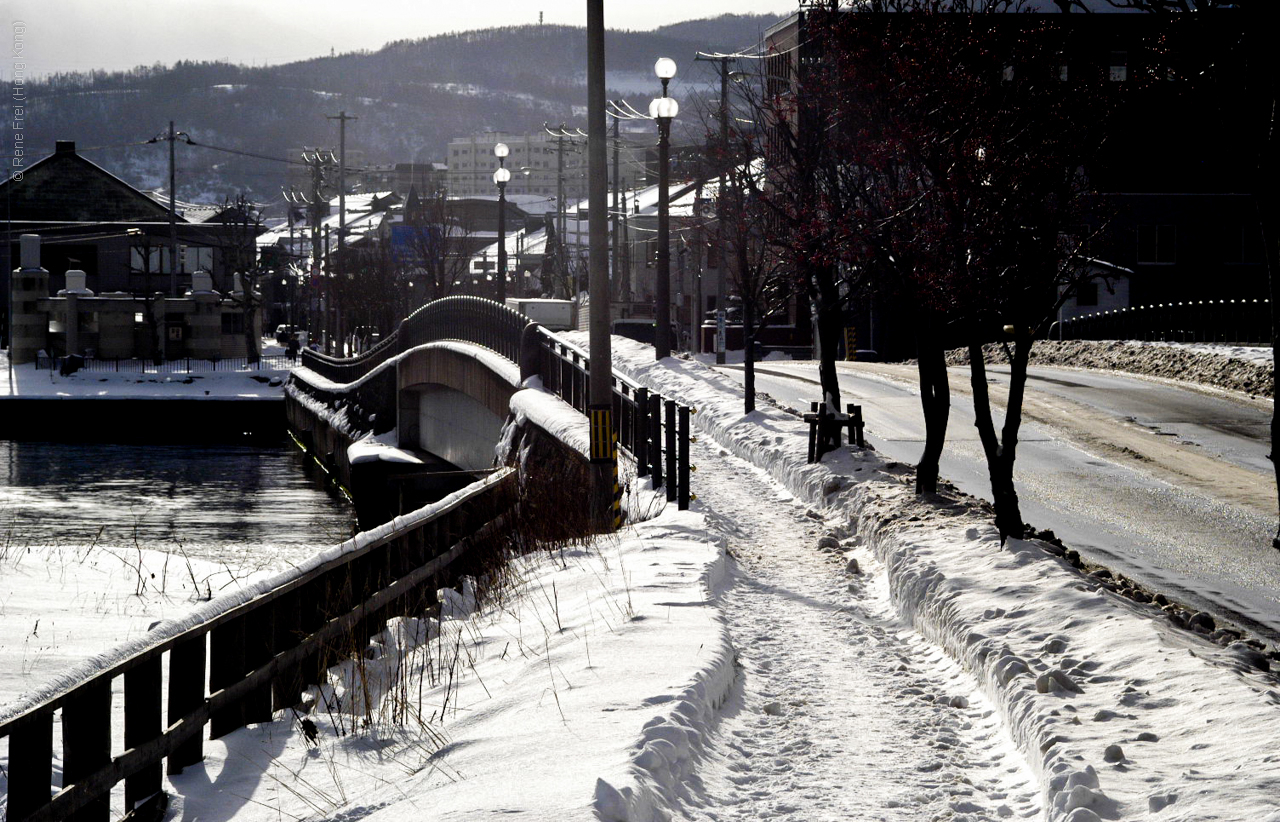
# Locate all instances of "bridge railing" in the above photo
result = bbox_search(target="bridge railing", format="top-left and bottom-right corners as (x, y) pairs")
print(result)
(1057, 299), (1272, 344)
(0, 468), (517, 822)
(301, 295), (528, 383)
(531, 327), (693, 509)
(298, 297), (695, 510)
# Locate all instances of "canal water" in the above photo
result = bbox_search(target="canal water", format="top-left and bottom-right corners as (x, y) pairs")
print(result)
(0, 440), (356, 567)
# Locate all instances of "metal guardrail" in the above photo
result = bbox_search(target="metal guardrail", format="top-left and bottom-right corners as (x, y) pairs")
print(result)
(1057, 299), (1273, 344)
(533, 328), (693, 509)
(0, 469), (517, 822)
(301, 295), (527, 384)
(299, 296), (696, 510)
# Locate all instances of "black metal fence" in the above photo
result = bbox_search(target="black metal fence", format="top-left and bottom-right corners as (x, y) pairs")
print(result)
(534, 329), (693, 509)
(35, 354), (294, 373)
(1057, 299), (1273, 345)
(0, 469), (516, 822)
(301, 296), (528, 384)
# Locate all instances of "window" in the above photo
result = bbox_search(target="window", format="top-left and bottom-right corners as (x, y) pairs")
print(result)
(1137, 224), (1176, 264)
(1224, 224), (1264, 265)
(1058, 64), (1069, 82)
(1074, 281), (1098, 307)
(221, 312), (245, 334)
(1109, 52), (1128, 82)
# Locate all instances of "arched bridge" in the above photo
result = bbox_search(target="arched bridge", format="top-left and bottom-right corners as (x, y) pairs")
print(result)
(286, 296), (694, 528)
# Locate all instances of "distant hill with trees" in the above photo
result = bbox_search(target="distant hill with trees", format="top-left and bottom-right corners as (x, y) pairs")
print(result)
(13, 14), (780, 208)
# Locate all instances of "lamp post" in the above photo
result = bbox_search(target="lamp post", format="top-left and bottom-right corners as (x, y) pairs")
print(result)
(493, 142), (510, 304)
(650, 57), (678, 360)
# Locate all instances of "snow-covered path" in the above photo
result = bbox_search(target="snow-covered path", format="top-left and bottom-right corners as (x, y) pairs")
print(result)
(685, 440), (1041, 820)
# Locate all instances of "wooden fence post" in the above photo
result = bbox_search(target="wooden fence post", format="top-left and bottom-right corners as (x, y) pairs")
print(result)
(124, 655), (162, 810)
(272, 590), (304, 711)
(243, 607), (275, 724)
(209, 617), (246, 739)
(8, 712), (54, 819)
(166, 634), (206, 774)
(62, 680), (111, 822)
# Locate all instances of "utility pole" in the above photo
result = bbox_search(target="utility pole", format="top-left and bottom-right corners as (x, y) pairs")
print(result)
(298, 148), (335, 352)
(556, 127), (567, 292)
(327, 111), (357, 346)
(147, 122), (189, 295)
(695, 52), (736, 364)
(610, 109), (622, 303)
(168, 121), (178, 297)
(544, 124), (586, 298)
(587, 0), (617, 531)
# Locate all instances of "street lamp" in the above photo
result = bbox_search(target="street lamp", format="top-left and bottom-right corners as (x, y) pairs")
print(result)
(650, 57), (678, 359)
(493, 142), (511, 303)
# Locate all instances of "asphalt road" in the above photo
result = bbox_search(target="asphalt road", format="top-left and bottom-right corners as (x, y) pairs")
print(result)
(718, 359), (1280, 643)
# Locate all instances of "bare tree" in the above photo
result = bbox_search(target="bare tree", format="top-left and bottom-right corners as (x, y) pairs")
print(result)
(394, 190), (479, 303)
(217, 193), (267, 364)
(720, 158), (794, 413)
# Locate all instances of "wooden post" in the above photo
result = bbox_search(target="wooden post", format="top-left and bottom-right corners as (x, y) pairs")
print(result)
(62, 680), (111, 822)
(243, 608), (275, 724)
(808, 401), (819, 463)
(273, 590), (304, 711)
(167, 634), (206, 774)
(124, 655), (163, 810)
(209, 617), (246, 738)
(8, 711), (54, 819)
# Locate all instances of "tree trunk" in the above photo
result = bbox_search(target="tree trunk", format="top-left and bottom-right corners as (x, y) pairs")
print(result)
(968, 340), (1026, 542)
(244, 318), (260, 365)
(915, 329), (950, 494)
(743, 295), (757, 414)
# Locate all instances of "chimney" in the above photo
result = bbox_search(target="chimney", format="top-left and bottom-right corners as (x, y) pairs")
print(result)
(55, 140), (76, 154)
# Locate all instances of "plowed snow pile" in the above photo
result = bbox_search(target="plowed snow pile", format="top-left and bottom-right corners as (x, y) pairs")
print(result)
(947, 340), (1273, 398)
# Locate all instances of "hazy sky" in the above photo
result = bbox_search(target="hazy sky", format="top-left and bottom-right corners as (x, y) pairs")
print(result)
(7, 1), (796, 75)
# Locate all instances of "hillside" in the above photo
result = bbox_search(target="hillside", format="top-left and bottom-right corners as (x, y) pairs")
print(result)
(11, 15), (779, 207)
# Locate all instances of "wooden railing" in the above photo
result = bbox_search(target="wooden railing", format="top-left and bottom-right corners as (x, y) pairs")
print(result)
(0, 468), (516, 822)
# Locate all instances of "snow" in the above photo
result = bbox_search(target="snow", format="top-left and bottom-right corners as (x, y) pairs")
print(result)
(3, 333), (1279, 821)
(0, 344), (291, 399)
(953, 339), (1274, 399)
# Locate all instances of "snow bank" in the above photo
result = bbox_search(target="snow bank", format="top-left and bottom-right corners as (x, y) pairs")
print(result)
(508, 382), (592, 459)
(598, 334), (1280, 821)
(0, 347), (290, 399)
(948, 339), (1274, 399)
(156, 507), (729, 822)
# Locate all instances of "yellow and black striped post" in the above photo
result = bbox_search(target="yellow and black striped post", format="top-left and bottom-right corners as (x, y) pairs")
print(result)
(844, 326), (857, 361)
(589, 405), (623, 530)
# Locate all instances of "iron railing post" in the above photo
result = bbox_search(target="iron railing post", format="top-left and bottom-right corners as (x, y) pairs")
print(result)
(664, 399), (677, 503)
(677, 405), (690, 510)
